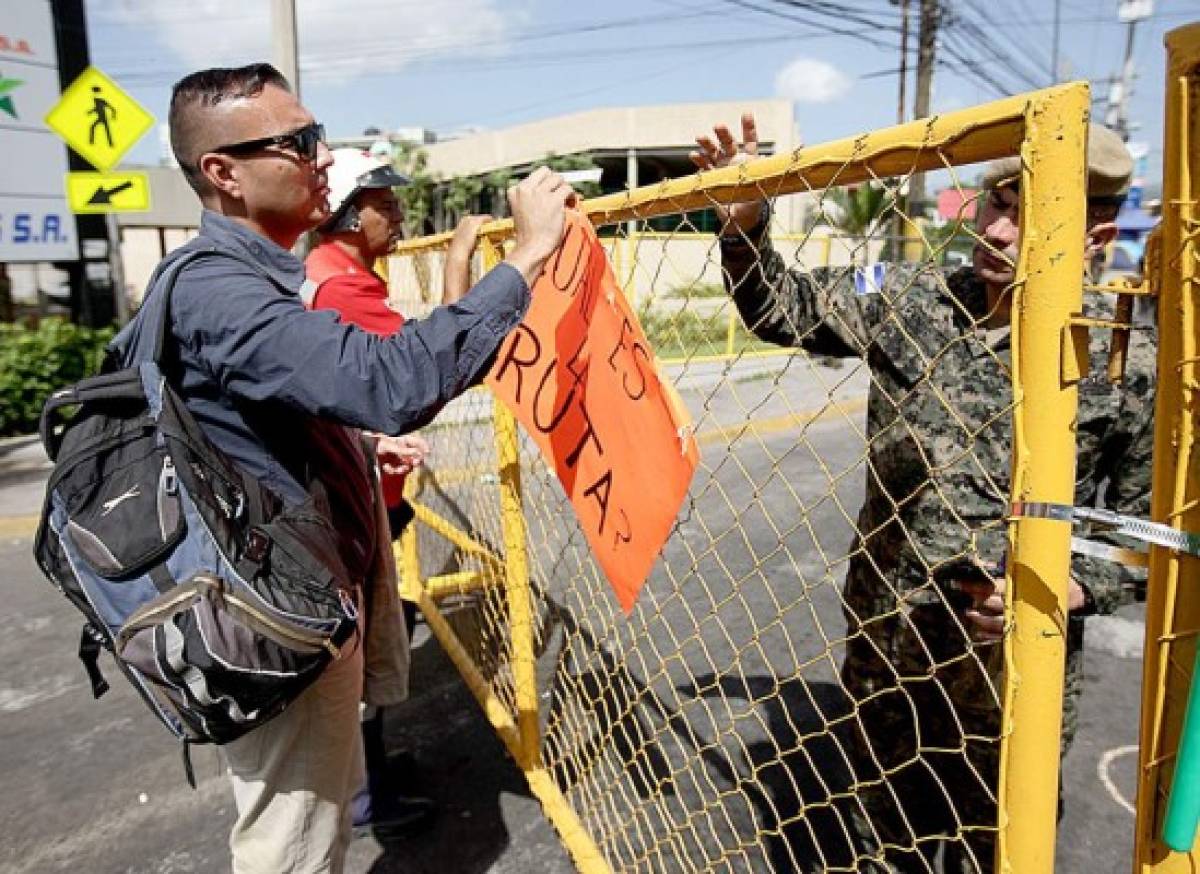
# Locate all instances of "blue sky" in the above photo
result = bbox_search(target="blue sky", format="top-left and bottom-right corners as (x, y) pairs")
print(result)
(87, 1), (1193, 186)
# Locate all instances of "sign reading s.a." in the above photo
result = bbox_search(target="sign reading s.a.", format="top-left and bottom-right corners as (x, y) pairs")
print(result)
(0, 208), (71, 249)
(0, 1), (78, 261)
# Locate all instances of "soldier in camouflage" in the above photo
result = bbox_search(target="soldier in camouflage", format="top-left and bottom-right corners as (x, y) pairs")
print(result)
(691, 116), (1153, 872)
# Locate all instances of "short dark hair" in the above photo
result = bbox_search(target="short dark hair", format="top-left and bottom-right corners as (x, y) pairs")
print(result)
(169, 64), (291, 194)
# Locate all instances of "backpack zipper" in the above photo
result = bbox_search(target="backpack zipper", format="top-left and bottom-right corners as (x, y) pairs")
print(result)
(116, 573), (344, 658)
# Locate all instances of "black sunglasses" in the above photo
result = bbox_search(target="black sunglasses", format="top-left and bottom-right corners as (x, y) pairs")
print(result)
(213, 122), (326, 162)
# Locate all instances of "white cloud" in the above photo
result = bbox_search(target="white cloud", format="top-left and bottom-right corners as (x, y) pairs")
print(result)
(97, 0), (510, 85)
(773, 57), (852, 104)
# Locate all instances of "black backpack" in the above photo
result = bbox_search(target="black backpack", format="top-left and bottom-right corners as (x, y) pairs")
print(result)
(33, 249), (359, 768)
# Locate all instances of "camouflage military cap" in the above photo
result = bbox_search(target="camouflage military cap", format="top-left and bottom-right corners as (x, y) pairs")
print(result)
(980, 124), (1133, 202)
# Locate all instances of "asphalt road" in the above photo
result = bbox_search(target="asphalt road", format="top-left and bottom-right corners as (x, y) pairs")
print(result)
(0, 353), (1144, 873)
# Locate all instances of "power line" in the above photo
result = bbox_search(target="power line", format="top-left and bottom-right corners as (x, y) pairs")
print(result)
(99, 4), (738, 82)
(956, 0), (1053, 86)
(981, 10), (1197, 27)
(107, 28), (865, 85)
(942, 26), (1040, 92)
(722, 0), (902, 52)
(936, 29), (1023, 97)
(1011, 0), (1056, 56)
(942, 2), (1046, 93)
(425, 44), (755, 130)
(859, 59), (974, 80)
(766, 0), (906, 29)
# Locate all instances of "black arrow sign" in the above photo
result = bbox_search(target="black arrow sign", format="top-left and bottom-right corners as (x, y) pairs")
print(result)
(87, 180), (134, 205)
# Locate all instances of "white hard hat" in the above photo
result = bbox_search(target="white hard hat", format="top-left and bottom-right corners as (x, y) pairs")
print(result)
(321, 148), (408, 232)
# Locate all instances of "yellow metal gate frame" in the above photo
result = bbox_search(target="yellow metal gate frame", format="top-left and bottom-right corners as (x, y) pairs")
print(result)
(392, 82), (1093, 873)
(1136, 21), (1200, 874)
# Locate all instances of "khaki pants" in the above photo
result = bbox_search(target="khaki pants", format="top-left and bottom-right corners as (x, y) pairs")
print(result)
(224, 632), (365, 874)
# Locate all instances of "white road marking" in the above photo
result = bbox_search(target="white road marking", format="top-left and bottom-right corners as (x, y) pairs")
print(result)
(0, 674), (79, 712)
(1098, 744), (1139, 817)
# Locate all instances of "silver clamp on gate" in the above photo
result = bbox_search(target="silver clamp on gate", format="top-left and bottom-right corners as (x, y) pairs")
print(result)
(1010, 502), (1200, 567)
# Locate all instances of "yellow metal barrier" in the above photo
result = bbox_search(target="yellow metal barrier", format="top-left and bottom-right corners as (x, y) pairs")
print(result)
(995, 83), (1089, 872)
(389, 83), (1117, 872)
(1136, 21), (1200, 873)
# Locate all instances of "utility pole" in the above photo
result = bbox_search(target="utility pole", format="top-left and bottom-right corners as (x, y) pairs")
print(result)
(895, 0), (910, 124)
(1050, 0), (1061, 83)
(890, 0), (911, 250)
(1106, 0), (1153, 141)
(908, 0), (940, 218)
(271, 0), (300, 99)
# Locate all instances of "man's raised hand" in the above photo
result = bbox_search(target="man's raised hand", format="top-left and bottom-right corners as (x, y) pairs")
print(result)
(506, 167), (577, 285)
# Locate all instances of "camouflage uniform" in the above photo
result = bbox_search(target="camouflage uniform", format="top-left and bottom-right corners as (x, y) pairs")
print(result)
(721, 229), (1155, 873)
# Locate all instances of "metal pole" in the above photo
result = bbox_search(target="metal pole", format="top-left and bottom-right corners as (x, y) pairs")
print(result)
(908, 0), (939, 217)
(996, 82), (1090, 873)
(897, 0), (910, 124)
(270, 0), (300, 100)
(893, 0), (911, 235)
(1135, 22), (1200, 870)
(482, 237), (541, 771)
(392, 87), (1074, 247)
(1050, 0), (1061, 84)
(625, 147), (638, 304)
(105, 214), (129, 325)
(1106, 17), (1140, 140)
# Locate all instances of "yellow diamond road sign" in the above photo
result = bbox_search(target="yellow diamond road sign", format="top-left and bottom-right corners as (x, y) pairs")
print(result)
(45, 66), (154, 172)
(65, 172), (150, 214)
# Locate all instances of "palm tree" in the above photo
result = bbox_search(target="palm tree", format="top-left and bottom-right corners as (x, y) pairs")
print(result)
(826, 181), (895, 236)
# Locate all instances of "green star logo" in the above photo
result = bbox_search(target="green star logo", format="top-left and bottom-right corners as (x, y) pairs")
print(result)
(0, 72), (23, 120)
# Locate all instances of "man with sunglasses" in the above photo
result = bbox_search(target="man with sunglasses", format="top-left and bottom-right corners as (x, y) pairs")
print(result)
(132, 64), (574, 873)
(690, 114), (1153, 872)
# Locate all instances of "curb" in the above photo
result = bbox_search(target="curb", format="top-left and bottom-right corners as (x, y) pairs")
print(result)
(0, 515), (39, 540)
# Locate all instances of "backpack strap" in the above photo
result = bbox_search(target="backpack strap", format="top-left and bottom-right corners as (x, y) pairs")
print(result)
(147, 246), (219, 364)
(181, 739), (197, 789)
(38, 369), (146, 460)
(39, 246), (225, 460)
(78, 622), (110, 699)
(108, 245), (218, 367)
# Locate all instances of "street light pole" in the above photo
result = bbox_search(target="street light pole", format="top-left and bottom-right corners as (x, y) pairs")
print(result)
(1050, 0), (1061, 83)
(271, 0), (300, 99)
(1105, 0), (1154, 140)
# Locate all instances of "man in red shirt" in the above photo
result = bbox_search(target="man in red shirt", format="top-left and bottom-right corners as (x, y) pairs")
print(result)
(307, 149), (489, 523)
(306, 149), (488, 519)
(305, 147), (491, 839)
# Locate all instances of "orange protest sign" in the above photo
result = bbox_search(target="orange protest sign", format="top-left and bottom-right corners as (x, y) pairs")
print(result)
(487, 212), (699, 613)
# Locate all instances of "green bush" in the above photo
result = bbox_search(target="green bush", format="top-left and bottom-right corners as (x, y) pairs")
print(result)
(664, 282), (727, 300)
(0, 319), (115, 437)
(637, 305), (772, 360)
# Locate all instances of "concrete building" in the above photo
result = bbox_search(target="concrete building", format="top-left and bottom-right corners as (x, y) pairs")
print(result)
(420, 97), (804, 233)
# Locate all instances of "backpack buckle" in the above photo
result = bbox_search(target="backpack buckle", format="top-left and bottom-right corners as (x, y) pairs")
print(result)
(244, 527), (271, 564)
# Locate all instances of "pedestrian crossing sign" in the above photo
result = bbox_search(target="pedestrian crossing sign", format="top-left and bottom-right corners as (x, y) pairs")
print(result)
(45, 66), (154, 172)
(65, 171), (150, 214)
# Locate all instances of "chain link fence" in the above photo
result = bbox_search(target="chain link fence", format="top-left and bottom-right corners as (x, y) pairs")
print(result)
(388, 84), (1101, 873)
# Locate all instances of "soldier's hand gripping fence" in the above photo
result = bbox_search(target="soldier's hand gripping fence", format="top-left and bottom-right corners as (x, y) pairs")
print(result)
(388, 81), (1147, 873)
